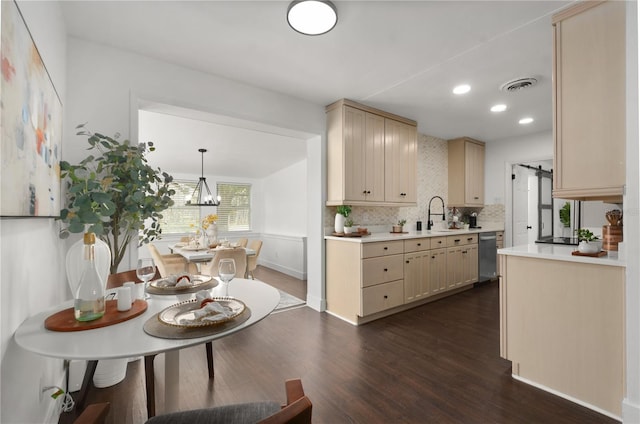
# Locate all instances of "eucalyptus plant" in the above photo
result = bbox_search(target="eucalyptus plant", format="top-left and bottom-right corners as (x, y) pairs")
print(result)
(59, 124), (175, 273)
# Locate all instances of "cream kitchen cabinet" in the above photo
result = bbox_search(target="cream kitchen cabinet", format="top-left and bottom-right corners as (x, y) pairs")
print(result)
(448, 137), (485, 207)
(326, 99), (417, 206)
(326, 239), (404, 324)
(446, 234), (479, 289)
(496, 231), (504, 250)
(403, 238), (431, 303)
(552, 1), (625, 202)
(385, 118), (417, 204)
(427, 248), (447, 296)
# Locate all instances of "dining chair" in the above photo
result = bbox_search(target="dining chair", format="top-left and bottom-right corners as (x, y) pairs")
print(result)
(147, 243), (198, 276)
(200, 248), (247, 279)
(106, 268), (161, 289)
(145, 378), (312, 424)
(235, 237), (248, 248)
(246, 240), (263, 279)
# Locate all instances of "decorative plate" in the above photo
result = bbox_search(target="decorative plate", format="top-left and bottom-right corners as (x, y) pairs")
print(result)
(150, 275), (213, 290)
(158, 297), (246, 328)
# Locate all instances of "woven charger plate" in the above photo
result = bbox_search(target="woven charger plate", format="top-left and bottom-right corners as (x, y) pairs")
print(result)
(146, 279), (218, 295)
(143, 307), (251, 339)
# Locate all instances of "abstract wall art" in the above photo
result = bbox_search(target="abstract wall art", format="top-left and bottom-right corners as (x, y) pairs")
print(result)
(1, 0), (62, 217)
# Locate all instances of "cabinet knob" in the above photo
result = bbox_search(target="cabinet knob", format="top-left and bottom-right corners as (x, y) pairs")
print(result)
(363, 190), (367, 194)
(406, 260), (410, 264)
(417, 243), (421, 246)
(384, 268), (388, 272)
(474, 196), (479, 199)
(383, 247), (388, 250)
(367, 190), (371, 194)
(432, 256), (436, 259)
(383, 295), (388, 299)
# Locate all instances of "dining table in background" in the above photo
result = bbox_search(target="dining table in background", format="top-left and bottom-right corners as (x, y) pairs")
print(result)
(14, 278), (280, 418)
(169, 244), (256, 264)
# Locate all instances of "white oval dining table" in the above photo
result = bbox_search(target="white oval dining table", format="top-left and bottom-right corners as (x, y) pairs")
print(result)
(14, 278), (279, 417)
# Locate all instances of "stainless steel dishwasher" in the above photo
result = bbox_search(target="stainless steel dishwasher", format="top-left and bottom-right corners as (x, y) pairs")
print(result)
(478, 232), (497, 282)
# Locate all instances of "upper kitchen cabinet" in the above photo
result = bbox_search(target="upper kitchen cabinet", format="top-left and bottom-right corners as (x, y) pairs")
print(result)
(552, 0), (625, 202)
(326, 99), (417, 206)
(448, 137), (485, 207)
(385, 118), (417, 204)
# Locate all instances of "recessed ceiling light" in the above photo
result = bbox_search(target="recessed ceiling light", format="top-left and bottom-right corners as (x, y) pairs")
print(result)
(491, 104), (507, 112)
(287, 1), (338, 36)
(519, 117), (534, 125)
(452, 84), (471, 95)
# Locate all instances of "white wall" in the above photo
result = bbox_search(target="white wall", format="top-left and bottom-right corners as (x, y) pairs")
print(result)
(263, 159), (307, 236)
(1, 2), (69, 423)
(65, 37), (326, 310)
(484, 130), (553, 205)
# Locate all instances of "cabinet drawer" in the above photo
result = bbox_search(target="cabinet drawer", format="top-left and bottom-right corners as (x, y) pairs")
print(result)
(404, 238), (430, 253)
(496, 232), (504, 242)
(447, 234), (478, 247)
(430, 236), (447, 249)
(362, 280), (404, 316)
(362, 241), (404, 258)
(362, 255), (404, 287)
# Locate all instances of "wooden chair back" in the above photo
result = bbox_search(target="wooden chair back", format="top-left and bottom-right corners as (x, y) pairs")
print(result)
(258, 379), (312, 424)
(236, 238), (248, 248)
(107, 269), (161, 289)
(247, 240), (263, 278)
(201, 248), (247, 278)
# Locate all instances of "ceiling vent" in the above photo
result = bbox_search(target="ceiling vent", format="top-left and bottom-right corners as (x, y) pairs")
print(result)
(500, 77), (538, 92)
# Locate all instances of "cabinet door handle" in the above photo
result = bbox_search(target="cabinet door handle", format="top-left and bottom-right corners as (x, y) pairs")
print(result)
(367, 190), (371, 194)
(363, 190), (367, 194)
(406, 260), (410, 264)
(384, 295), (388, 299)
(432, 256), (436, 259)
(417, 243), (421, 246)
(467, 237), (473, 241)
(454, 239), (461, 243)
(384, 268), (388, 272)
(474, 196), (479, 199)
(383, 247), (388, 250)
(462, 251), (467, 254)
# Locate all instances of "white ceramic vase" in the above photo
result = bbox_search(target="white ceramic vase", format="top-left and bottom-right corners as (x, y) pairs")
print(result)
(334, 214), (345, 233)
(578, 240), (602, 254)
(206, 223), (218, 244)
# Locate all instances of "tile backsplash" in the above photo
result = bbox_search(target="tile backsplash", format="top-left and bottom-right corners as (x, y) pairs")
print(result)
(325, 133), (505, 233)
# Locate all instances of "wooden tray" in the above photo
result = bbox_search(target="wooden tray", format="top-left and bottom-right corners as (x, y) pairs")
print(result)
(331, 232), (370, 237)
(571, 250), (607, 257)
(45, 299), (148, 332)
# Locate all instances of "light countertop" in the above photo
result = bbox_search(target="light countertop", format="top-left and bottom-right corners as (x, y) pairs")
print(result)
(325, 223), (504, 243)
(498, 244), (626, 267)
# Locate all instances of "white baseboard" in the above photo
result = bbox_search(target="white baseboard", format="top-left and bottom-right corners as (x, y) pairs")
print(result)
(259, 259), (306, 280)
(512, 374), (622, 422)
(623, 398), (640, 423)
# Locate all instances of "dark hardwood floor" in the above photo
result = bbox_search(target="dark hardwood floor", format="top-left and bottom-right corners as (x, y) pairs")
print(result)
(60, 270), (616, 424)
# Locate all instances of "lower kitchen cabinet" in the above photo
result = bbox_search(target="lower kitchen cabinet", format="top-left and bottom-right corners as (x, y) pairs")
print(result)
(428, 248), (447, 295)
(326, 233), (481, 325)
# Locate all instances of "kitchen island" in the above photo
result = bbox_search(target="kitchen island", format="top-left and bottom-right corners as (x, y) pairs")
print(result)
(325, 225), (503, 325)
(498, 244), (626, 419)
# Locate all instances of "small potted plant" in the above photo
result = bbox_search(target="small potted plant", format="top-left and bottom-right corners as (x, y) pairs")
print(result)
(575, 228), (602, 254)
(344, 218), (354, 234)
(393, 219), (407, 233)
(334, 205), (352, 233)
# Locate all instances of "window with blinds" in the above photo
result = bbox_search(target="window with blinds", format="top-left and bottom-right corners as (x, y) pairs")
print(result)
(216, 183), (251, 232)
(158, 180), (200, 234)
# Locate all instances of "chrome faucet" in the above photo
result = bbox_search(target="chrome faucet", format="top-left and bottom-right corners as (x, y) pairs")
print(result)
(427, 196), (446, 231)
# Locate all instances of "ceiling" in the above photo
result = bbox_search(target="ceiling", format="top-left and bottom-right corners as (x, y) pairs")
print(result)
(60, 0), (573, 177)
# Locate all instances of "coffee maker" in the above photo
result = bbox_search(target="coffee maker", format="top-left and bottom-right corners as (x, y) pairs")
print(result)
(468, 212), (479, 229)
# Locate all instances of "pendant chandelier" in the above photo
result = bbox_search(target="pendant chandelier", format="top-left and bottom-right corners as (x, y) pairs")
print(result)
(186, 149), (221, 206)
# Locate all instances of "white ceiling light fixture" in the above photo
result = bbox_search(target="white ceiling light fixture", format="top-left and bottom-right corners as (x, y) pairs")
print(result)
(452, 84), (471, 95)
(491, 104), (507, 112)
(287, 1), (338, 36)
(519, 117), (534, 125)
